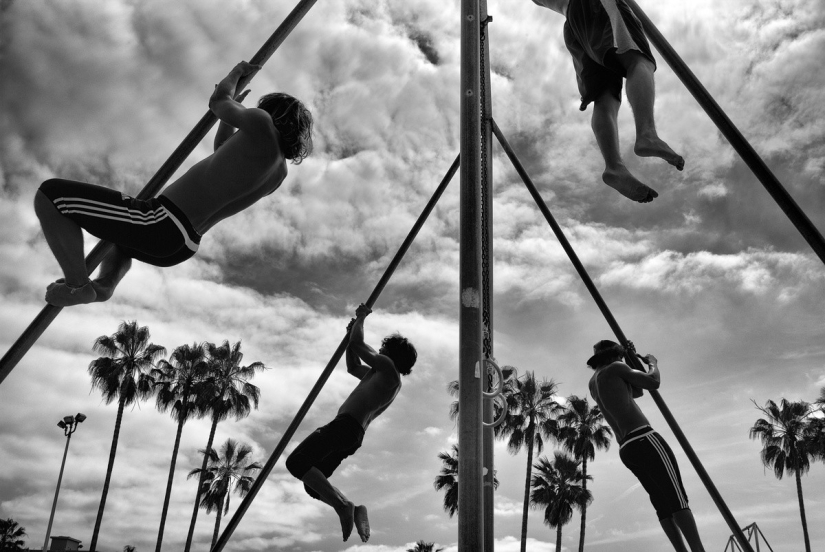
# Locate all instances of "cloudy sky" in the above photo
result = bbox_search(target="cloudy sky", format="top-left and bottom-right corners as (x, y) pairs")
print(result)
(1, 0), (825, 551)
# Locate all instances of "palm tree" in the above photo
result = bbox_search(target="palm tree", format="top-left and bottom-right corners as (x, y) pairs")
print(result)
(188, 439), (262, 549)
(749, 398), (817, 552)
(152, 342), (210, 552)
(406, 540), (445, 552)
(530, 453), (592, 552)
(497, 370), (562, 552)
(0, 518), (27, 550)
(433, 444), (500, 519)
(557, 395), (612, 552)
(183, 340), (267, 552)
(433, 445), (459, 518)
(88, 320), (165, 552)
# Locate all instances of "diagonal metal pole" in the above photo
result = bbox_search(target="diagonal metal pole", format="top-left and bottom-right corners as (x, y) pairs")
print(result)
(492, 119), (755, 552)
(0, 0), (321, 387)
(211, 155), (460, 552)
(625, 0), (825, 265)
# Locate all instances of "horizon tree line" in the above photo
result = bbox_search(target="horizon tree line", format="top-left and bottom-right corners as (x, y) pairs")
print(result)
(27, 320), (267, 551)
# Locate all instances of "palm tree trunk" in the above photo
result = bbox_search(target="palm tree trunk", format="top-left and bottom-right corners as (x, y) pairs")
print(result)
(211, 495), (226, 550)
(520, 436), (535, 552)
(89, 397), (125, 551)
(184, 416), (218, 552)
(795, 470), (811, 552)
(155, 413), (186, 552)
(578, 457), (587, 552)
(555, 523), (562, 552)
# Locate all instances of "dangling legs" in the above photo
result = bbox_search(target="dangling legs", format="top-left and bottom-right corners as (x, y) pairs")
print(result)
(591, 90), (658, 203)
(672, 509), (705, 552)
(660, 517), (690, 552)
(616, 51), (684, 170)
(301, 467), (369, 542)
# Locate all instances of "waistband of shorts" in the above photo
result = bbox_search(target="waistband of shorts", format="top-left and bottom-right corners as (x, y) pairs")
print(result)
(334, 413), (366, 436)
(619, 425), (654, 449)
(157, 195), (201, 248)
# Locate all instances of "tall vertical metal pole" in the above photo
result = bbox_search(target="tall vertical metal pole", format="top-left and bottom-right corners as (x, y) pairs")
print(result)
(459, 0), (484, 549)
(478, 4), (496, 552)
(43, 429), (73, 552)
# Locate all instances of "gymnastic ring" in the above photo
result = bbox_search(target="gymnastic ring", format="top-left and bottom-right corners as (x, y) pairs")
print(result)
(482, 359), (504, 399)
(483, 394), (508, 428)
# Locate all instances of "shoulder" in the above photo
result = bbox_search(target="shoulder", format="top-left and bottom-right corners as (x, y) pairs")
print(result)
(375, 353), (402, 380)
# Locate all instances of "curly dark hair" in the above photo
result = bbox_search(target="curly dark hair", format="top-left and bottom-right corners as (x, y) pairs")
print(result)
(257, 92), (313, 164)
(381, 333), (417, 376)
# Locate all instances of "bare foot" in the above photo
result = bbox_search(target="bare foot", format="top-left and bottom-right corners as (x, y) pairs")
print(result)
(45, 280), (96, 306)
(334, 501), (355, 542)
(634, 136), (684, 171)
(354, 505), (370, 542)
(53, 278), (114, 303)
(602, 166), (658, 203)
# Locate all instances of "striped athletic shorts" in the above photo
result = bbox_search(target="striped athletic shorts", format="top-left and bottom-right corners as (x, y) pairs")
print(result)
(619, 425), (690, 520)
(39, 179), (201, 267)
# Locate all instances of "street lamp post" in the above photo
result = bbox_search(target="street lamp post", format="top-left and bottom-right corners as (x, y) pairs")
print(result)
(43, 413), (86, 552)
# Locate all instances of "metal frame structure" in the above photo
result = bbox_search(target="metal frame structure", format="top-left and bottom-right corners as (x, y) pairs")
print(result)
(725, 523), (774, 552)
(1, 1), (823, 550)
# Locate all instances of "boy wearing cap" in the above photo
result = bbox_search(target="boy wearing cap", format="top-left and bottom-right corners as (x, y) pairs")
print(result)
(586, 339), (705, 552)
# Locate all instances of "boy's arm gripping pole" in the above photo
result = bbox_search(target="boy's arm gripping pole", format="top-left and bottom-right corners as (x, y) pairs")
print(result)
(0, 0), (321, 385)
(492, 119), (754, 552)
(210, 155), (460, 552)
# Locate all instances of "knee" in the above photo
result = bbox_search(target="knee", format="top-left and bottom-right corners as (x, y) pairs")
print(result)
(285, 452), (307, 480)
(624, 54), (654, 76)
(33, 187), (56, 220)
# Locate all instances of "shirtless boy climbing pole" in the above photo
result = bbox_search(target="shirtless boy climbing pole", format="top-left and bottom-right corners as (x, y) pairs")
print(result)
(586, 340), (705, 552)
(531, 0), (684, 203)
(286, 304), (417, 543)
(34, 61), (312, 306)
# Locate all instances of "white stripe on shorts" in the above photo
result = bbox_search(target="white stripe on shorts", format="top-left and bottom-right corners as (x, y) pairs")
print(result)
(648, 433), (689, 510)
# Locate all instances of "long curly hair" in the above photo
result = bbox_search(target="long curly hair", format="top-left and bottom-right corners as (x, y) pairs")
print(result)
(258, 92), (313, 164)
(381, 333), (417, 376)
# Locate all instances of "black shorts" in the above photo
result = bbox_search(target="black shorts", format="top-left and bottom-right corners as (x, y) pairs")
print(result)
(619, 425), (690, 520)
(563, 0), (656, 110)
(39, 179), (201, 267)
(285, 414), (365, 500)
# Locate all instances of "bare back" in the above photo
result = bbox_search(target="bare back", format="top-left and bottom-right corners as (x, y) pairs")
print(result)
(338, 357), (401, 431)
(161, 110), (287, 235)
(589, 362), (651, 442)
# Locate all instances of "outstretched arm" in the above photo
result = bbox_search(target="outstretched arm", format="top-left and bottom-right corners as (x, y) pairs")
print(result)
(214, 89), (250, 151)
(348, 304), (395, 375)
(611, 355), (660, 391)
(345, 318), (370, 380)
(209, 61), (273, 139)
